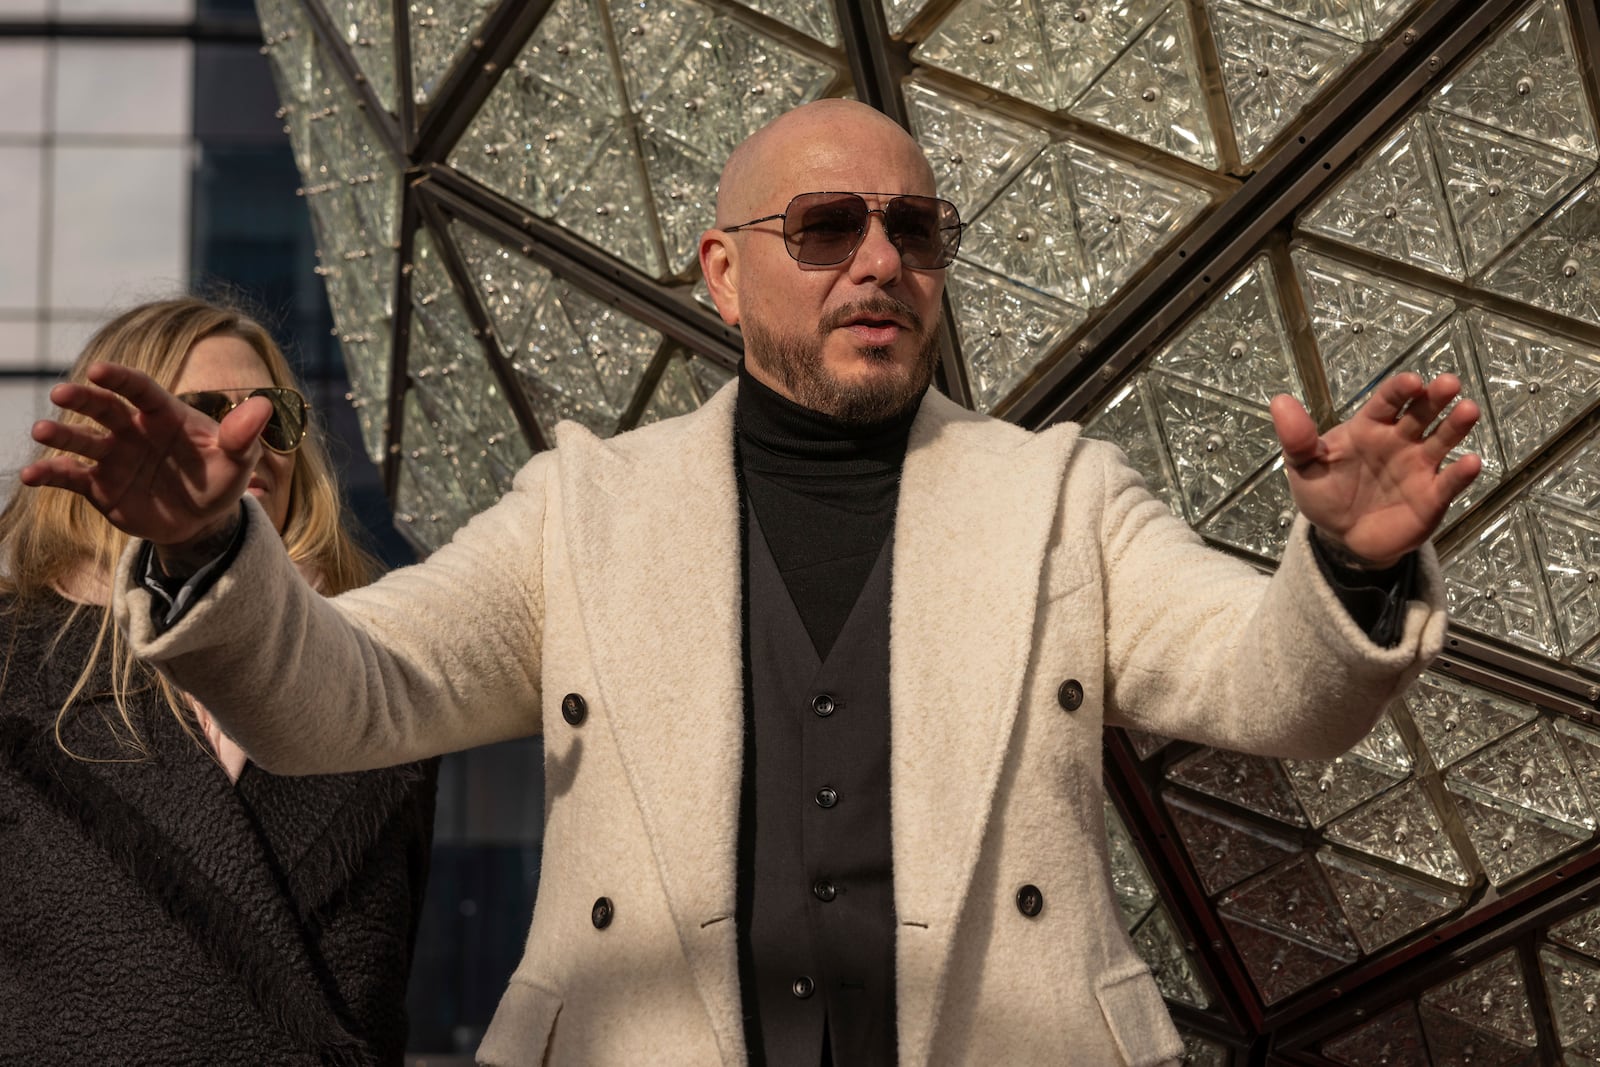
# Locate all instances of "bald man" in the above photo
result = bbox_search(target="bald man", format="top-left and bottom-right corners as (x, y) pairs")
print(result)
(27, 100), (1478, 1066)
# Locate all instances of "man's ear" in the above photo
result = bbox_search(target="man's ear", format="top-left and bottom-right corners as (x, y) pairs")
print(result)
(699, 229), (741, 327)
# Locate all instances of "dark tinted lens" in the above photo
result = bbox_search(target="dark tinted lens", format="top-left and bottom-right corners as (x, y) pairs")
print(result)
(784, 193), (869, 264)
(884, 196), (960, 268)
(256, 388), (307, 452)
(179, 391), (233, 423)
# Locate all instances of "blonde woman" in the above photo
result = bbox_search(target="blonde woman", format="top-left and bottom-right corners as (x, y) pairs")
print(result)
(0, 297), (436, 1065)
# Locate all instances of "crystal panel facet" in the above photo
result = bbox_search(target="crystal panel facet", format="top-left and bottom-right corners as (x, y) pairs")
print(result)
(946, 264), (1084, 412)
(1324, 780), (1471, 886)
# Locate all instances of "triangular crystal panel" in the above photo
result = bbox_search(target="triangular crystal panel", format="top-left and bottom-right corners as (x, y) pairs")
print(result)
(637, 126), (722, 277)
(1104, 799), (1159, 928)
(449, 70), (618, 219)
(609, 0), (714, 110)
(1322, 1002), (1432, 1067)
(1325, 780), (1471, 885)
(1362, 0), (1425, 41)
(1300, 114), (1466, 280)
(1166, 747), (1308, 827)
(903, 78), (1049, 221)
(739, 0), (839, 45)
(1556, 718), (1600, 819)
(946, 263), (1084, 412)
(1531, 503), (1600, 658)
(912, 0), (1063, 110)
(1043, 0), (1170, 106)
(1551, 899), (1600, 962)
(1218, 854), (1360, 956)
(553, 125), (663, 276)
(1448, 721), (1595, 831)
(1421, 948), (1539, 1047)
(408, 0), (498, 106)
(1481, 176), (1600, 328)
(1447, 783), (1590, 886)
(1149, 374), (1282, 522)
(638, 13), (836, 163)
(1125, 728), (1175, 761)
(1291, 247), (1456, 410)
(451, 220), (554, 362)
(1533, 434), (1600, 515)
(1132, 903), (1213, 1009)
(514, 0), (619, 105)
(1243, 0), (1364, 41)
(1469, 309), (1600, 470)
(1428, 112), (1591, 277)
(962, 144), (1093, 304)
(1064, 142), (1212, 304)
(1542, 946), (1600, 1061)
(1443, 503), (1563, 657)
(524, 281), (663, 436)
(1431, 0), (1598, 160)
(1201, 457), (1297, 562)
(1283, 744), (1410, 828)
(315, 0), (398, 112)
(1163, 790), (1301, 895)
(1401, 671), (1539, 771)
(1318, 847), (1465, 954)
(1084, 376), (1186, 521)
(637, 354), (704, 426)
(1153, 255), (1302, 407)
(1417, 1008), (1540, 1067)
(1208, 0), (1363, 164)
(1070, 3), (1218, 168)
(1219, 913), (1350, 1004)
(883, 0), (933, 36)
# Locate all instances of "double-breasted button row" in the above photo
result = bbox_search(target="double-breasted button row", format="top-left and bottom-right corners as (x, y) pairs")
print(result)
(562, 692), (588, 725)
(591, 896), (614, 929)
(1056, 679), (1084, 712)
(1016, 884), (1044, 918)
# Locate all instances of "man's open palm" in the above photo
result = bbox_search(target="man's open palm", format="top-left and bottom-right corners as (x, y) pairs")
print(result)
(1272, 372), (1482, 569)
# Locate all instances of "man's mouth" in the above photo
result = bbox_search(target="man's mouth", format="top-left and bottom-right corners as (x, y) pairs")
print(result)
(843, 317), (906, 345)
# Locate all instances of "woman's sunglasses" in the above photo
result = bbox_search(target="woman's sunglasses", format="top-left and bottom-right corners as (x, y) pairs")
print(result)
(176, 387), (309, 454)
(722, 191), (964, 269)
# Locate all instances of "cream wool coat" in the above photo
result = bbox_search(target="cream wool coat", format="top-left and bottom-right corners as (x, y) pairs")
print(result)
(117, 382), (1448, 1067)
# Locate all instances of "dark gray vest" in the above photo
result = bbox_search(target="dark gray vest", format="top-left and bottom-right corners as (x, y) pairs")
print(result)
(743, 506), (898, 1066)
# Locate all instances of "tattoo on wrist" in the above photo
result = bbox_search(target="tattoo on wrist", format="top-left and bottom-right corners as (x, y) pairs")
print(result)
(154, 513), (241, 579)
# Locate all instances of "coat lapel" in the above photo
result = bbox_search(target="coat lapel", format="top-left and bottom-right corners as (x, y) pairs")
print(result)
(889, 393), (1080, 1064)
(555, 385), (748, 1063)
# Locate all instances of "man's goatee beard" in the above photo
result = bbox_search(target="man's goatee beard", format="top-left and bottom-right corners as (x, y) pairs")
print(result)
(744, 299), (939, 424)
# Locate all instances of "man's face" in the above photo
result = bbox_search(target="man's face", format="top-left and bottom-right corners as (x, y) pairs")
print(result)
(710, 111), (948, 423)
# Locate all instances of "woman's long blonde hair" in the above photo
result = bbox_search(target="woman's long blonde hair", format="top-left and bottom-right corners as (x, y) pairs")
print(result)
(0, 296), (381, 754)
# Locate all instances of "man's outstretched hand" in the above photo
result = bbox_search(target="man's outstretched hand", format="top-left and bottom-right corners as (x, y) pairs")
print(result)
(19, 362), (272, 559)
(1271, 372), (1482, 570)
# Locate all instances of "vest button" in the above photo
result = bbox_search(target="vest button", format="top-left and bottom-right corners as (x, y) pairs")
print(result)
(1016, 884), (1044, 918)
(562, 692), (588, 725)
(815, 787), (838, 809)
(591, 896), (614, 929)
(811, 693), (836, 717)
(813, 879), (837, 903)
(1056, 679), (1084, 712)
(792, 975), (814, 999)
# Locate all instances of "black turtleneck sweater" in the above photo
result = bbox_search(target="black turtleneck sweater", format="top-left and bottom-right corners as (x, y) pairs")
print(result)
(736, 365), (920, 659)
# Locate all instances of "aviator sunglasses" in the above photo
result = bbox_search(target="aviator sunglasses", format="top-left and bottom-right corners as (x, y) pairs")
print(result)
(176, 386), (309, 454)
(722, 191), (964, 269)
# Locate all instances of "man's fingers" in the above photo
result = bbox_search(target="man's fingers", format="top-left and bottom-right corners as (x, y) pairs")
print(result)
(1422, 397), (1480, 462)
(1358, 371), (1425, 424)
(1395, 373), (1463, 440)
(1434, 451), (1483, 506)
(1271, 394), (1322, 467)
(29, 419), (115, 462)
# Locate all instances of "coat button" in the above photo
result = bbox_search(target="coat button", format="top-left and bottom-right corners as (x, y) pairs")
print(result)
(813, 879), (837, 903)
(591, 896), (614, 929)
(1016, 884), (1043, 918)
(562, 693), (588, 726)
(792, 975), (814, 999)
(1056, 679), (1084, 712)
(815, 787), (838, 809)
(811, 693), (836, 717)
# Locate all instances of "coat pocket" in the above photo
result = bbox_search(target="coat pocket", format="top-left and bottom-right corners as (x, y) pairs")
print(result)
(477, 978), (563, 1067)
(1094, 967), (1184, 1067)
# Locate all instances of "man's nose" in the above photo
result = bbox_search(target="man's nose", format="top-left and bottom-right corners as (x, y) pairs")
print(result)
(847, 212), (903, 286)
